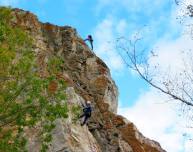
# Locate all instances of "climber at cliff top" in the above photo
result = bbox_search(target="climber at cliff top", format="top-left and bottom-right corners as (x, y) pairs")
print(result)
(84, 35), (93, 50)
(80, 101), (92, 126)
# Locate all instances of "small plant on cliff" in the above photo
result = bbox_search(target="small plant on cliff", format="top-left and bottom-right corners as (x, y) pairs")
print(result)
(71, 105), (82, 123)
(0, 7), (68, 151)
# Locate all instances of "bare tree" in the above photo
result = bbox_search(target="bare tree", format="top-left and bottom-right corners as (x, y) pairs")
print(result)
(174, 0), (193, 17)
(115, 1), (193, 112)
(174, 0), (193, 38)
(114, 0), (193, 144)
(116, 36), (193, 108)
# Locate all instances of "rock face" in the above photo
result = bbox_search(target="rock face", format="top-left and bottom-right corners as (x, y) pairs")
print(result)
(10, 8), (166, 152)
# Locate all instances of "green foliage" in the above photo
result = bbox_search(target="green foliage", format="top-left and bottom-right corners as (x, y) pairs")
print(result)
(71, 105), (82, 123)
(48, 56), (65, 74)
(0, 130), (27, 152)
(0, 7), (68, 151)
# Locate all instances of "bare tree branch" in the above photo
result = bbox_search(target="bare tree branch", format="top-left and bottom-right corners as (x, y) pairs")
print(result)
(117, 37), (193, 107)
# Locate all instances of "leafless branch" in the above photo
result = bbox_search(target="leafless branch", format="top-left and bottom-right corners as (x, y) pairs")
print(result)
(117, 37), (193, 107)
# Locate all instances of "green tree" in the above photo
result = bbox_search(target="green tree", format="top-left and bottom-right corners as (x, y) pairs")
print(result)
(0, 7), (68, 151)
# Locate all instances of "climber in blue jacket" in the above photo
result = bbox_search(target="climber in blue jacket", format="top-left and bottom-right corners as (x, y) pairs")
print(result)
(80, 101), (92, 126)
(84, 35), (93, 50)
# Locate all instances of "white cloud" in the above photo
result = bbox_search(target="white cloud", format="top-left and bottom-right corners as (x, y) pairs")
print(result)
(149, 35), (193, 73)
(93, 17), (126, 72)
(179, 0), (193, 5)
(121, 0), (166, 14)
(94, 0), (184, 74)
(118, 30), (193, 152)
(118, 89), (193, 152)
(94, 0), (193, 152)
(146, 35), (193, 105)
(116, 19), (127, 35)
(93, 1), (193, 151)
(0, 0), (18, 5)
(96, 0), (168, 16)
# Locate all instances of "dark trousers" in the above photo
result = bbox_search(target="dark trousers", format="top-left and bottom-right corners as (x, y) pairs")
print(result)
(84, 39), (93, 50)
(80, 113), (90, 126)
(89, 40), (93, 50)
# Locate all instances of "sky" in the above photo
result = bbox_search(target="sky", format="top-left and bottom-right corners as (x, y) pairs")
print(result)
(0, 0), (193, 151)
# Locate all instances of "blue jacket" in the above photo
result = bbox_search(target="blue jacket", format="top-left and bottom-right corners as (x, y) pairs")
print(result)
(83, 105), (92, 116)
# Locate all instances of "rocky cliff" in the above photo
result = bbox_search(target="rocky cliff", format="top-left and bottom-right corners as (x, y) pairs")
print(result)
(3, 8), (166, 152)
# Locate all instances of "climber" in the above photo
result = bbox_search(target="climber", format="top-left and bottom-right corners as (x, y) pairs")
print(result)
(84, 35), (93, 50)
(80, 101), (92, 126)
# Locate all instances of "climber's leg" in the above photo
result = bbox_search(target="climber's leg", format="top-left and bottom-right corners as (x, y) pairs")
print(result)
(81, 115), (89, 126)
(79, 113), (85, 118)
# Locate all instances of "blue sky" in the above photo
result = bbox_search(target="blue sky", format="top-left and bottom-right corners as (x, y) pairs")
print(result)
(0, 0), (180, 107)
(1, 0), (193, 151)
